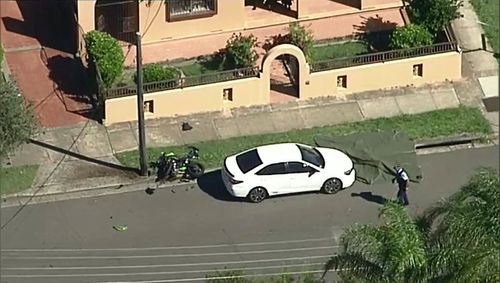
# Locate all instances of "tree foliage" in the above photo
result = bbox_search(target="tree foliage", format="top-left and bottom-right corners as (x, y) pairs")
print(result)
(224, 33), (258, 69)
(423, 167), (500, 282)
(324, 201), (428, 283)
(84, 30), (124, 87)
(136, 64), (179, 84)
(409, 0), (462, 35)
(324, 168), (500, 282)
(287, 22), (314, 62)
(0, 81), (37, 159)
(390, 24), (434, 49)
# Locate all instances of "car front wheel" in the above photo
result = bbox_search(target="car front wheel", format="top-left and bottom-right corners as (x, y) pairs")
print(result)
(321, 178), (343, 194)
(247, 187), (268, 203)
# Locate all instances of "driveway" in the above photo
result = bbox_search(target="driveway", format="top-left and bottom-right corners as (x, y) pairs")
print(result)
(1, 146), (498, 282)
(0, 0), (93, 128)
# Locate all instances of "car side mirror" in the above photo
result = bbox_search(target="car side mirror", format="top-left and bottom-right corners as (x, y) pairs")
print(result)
(308, 168), (317, 177)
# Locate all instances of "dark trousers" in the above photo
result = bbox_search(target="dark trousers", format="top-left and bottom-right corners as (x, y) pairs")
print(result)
(397, 188), (409, 205)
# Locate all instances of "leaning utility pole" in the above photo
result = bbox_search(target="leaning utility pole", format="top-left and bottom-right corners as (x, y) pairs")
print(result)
(136, 32), (148, 176)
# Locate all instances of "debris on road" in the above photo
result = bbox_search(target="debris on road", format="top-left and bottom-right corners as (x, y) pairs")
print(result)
(113, 225), (128, 232)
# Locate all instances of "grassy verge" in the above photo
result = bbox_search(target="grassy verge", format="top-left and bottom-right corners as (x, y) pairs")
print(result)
(116, 106), (492, 169)
(0, 165), (39, 195)
(470, 0), (499, 62)
(179, 61), (223, 76)
(311, 41), (369, 61)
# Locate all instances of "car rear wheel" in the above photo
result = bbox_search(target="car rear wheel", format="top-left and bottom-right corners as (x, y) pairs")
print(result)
(247, 187), (268, 203)
(321, 178), (343, 194)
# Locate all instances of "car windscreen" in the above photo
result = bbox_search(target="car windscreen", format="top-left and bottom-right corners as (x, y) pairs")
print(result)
(297, 144), (325, 168)
(236, 149), (263, 174)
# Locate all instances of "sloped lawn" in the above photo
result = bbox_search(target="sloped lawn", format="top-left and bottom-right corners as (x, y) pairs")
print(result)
(116, 106), (492, 170)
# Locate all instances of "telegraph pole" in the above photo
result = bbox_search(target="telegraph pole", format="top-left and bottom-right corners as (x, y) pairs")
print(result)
(136, 32), (148, 176)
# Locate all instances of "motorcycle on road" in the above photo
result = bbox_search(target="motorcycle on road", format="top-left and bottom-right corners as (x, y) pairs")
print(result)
(151, 146), (205, 183)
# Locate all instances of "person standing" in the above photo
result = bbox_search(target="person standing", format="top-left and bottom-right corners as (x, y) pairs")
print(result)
(393, 166), (410, 206)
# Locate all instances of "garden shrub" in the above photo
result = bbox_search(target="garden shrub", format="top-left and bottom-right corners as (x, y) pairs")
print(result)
(409, 0), (462, 35)
(390, 24), (434, 49)
(224, 33), (258, 69)
(84, 30), (124, 87)
(137, 64), (179, 84)
(287, 22), (314, 62)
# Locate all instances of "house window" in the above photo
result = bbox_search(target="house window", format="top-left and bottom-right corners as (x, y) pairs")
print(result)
(166, 0), (217, 22)
(144, 100), (154, 113)
(337, 75), (347, 88)
(413, 64), (423, 77)
(223, 88), (233, 101)
(122, 16), (136, 33)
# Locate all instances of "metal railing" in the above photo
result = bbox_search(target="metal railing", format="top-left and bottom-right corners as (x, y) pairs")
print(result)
(167, 0), (217, 20)
(104, 66), (260, 99)
(310, 42), (458, 72)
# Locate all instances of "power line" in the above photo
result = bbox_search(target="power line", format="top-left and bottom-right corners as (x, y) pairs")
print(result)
(1, 120), (91, 230)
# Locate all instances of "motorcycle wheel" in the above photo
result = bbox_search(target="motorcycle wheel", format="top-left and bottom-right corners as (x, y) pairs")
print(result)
(187, 162), (205, 179)
(157, 161), (174, 182)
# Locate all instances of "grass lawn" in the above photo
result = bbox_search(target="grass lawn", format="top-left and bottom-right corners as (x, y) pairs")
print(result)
(311, 41), (370, 62)
(116, 106), (492, 169)
(111, 56), (224, 87)
(0, 165), (39, 195)
(470, 0), (500, 61)
(179, 62), (223, 76)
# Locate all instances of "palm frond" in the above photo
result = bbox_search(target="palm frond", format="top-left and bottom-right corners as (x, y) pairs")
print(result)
(323, 252), (384, 281)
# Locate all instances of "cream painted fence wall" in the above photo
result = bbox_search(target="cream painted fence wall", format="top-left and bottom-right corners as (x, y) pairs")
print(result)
(104, 45), (461, 125)
(304, 52), (461, 99)
(105, 77), (265, 125)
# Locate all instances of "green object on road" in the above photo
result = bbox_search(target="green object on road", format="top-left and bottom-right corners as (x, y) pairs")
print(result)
(113, 225), (128, 232)
(315, 130), (423, 185)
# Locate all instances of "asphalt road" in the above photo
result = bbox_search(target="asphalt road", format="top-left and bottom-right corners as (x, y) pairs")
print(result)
(1, 146), (498, 283)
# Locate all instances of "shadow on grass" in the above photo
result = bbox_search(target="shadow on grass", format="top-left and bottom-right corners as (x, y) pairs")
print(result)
(196, 170), (244, 202)
(353, 15), (398, 52)
(198, 51), (225, 71)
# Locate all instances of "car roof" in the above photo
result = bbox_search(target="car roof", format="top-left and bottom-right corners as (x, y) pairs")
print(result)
(255, 143), (303, 164)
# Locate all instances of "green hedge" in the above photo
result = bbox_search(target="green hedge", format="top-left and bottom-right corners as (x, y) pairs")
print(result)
(85, 31), (124, 87)
(137, 64), (180, 84)
(390, 24), (434, 49)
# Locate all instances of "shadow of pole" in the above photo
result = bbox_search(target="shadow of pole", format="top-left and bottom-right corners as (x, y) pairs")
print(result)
(29, 138), (140, 174)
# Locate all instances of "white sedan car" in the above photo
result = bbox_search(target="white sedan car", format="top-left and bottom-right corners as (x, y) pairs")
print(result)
(221, 143), (355, 203)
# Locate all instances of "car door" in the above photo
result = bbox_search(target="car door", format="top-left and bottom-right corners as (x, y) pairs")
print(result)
(286, 161), (321, 192)
(254, 162), (290, 195)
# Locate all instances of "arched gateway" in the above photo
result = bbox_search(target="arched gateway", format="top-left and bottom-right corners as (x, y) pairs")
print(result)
(261, 44), (310, 102)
